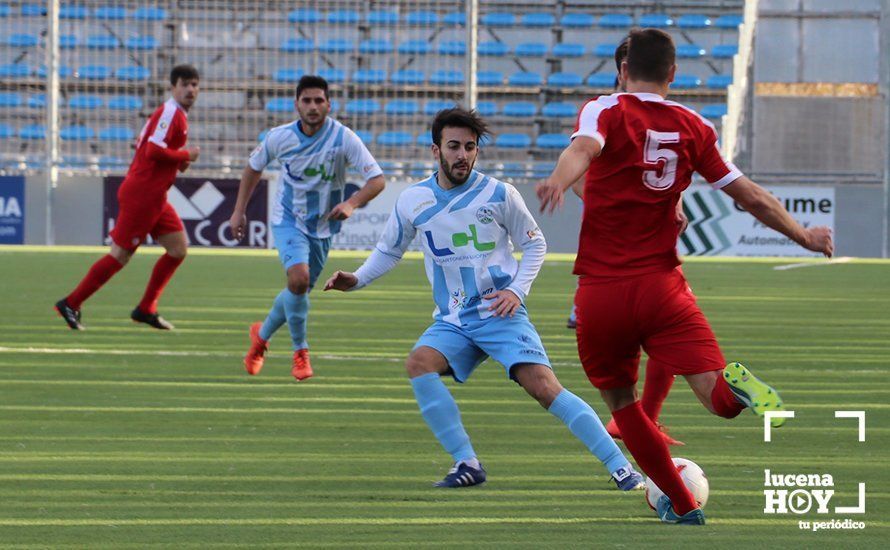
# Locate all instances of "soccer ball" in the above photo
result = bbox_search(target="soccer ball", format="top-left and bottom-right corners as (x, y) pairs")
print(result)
(644, 458), (709, 510)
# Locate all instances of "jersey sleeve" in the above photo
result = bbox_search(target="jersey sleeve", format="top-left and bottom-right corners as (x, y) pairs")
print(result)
(693, 123), (744, 189)
(571, 95), (620, 148)
(247, 130), (276, 172)
(502, 184), (546, 301)
(352, 194), (415, 289)
(342, 128), (384, 182)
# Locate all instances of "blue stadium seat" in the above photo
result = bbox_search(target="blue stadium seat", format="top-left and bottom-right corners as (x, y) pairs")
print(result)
(716, 14), (743, 29)
(516, 42), (547, 57)
(318, 68), (345, 83)
(438, 41), (466, 56)
(391, 70), (425, 85)
(509, 71), (543, 87)
(503, 102), (537, 117)
(671, 74), (702, 89)
(94, 6), (127, 20)
(0, 124), (14, 139)
(60, 125), (95, 141)
(430, 70), (464, 85)
(265, 98), (293, 113)
(479, 41), (510, 56)
(712, 44), (739, 59)
(330, 100), (340, 113)
(475, 101), (498, 116)
(398, 40), (431, 55)
(87, 34), (118, 49)
(99, 156), (128, 169)
(477, 71), (504, 86)
(444, 12), (466, 26)
(350, 130), (370, 144)
(367, 10), (398, 25)
(59, 6), (88, 19)
(77, 65), (111, 80)
(522, 13), (555, 27)
(108, 95), (142, 110)
(406, 11), (438, 26)
(352, 70), (386, 85)
(482, 12), (516, 27)
(640, 14), (673, 28)
(126, 36), (158, 50)
(701, 104), (728, 119)
(707, 74), (733, 89)
(533, 162), (556, 178)
(345, 99), (380, 115)
(19, 124), (45, 140)
(0, 4), (9, 17)
(600, 14), (633, 28)
(132, 7), (166, 21)
(587, 73), (617, 87)
(594, 43), (619, 57)
(359, 39), (392, 54)
(424, 100), (456, 116)
(27, 94), (50, 108)
(68, 94), (103, 110)
(537, 133), (570, 149)
(542, 102), (577, 118)
(328, 10), (359, 24)
(59, 35), (78, 49)
(385, 100), (419, 116)
(377, 131), (413, 146)
(319, 39), (353, 53)
(288, 9), (321, 23)
(0, 64), (31, 78)
(496, 134), (532, 148)
(99, 126), (134, 141)
(548, 72), (583, 87)
(36, 64), (72, 78)
(274, 68), (304, 83)
(0, 92), (23, 108)
(553, 43), (585, 58)
(281, 38), (314, 53)
(20, 4), (44, 16)
(678, 14), (712, 29)
(677, 44), (706, 58)
(7, 34), (38, 47)
(416, 133), (433, 146)
(116, 66), (150, 81)
(561, 13), (595, 28)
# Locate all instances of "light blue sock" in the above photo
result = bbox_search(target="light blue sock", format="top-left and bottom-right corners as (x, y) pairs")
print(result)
(282, 289), (309, 350)
(410, 373), (476, 462)
(548, 389), (629, 475)
(259, 289), (288, 341)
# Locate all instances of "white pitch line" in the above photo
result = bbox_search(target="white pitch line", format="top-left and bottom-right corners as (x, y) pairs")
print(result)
(773, 256), (852, 271)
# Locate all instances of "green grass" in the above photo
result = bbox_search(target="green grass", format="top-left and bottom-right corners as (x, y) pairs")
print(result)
(0, 247), (887, 548)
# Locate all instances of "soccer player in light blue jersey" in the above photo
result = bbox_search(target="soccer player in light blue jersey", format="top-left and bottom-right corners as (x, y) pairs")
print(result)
(229, 75), (385, 380)
(325, 108), (642, 490)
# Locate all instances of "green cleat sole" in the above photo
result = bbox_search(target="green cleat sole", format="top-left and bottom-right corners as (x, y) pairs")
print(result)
(723, 362), (787, 427)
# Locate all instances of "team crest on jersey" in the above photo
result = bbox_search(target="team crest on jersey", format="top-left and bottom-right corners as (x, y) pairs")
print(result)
(475, 206), (494, 224)
(450, 288), (468, 310)
(159, 121), (168, 129)
(526, 227), (541, 240)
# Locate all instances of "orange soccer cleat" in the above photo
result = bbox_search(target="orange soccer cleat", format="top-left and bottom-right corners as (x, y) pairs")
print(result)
(244, 322), (268, 375)
(291, 348), (313, 381)
(606, 418), (684, 446)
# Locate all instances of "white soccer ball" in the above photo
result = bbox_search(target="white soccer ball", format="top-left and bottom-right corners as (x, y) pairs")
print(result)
(644, 458), (709, 510)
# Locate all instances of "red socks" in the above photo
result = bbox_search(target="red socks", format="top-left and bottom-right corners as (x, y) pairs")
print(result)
(711, 376), (745, 418)
(612, 401), (698, 515)
(641, 359), (674, 422)
(137, 253), (184, 314)
(67, 254), (124, 309)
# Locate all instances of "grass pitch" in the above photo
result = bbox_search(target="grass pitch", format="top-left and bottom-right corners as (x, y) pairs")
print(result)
(0, 247), (887, 548)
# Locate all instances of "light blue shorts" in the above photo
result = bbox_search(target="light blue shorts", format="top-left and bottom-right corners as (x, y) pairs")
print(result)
(271, 224), (332, 289)
(414, 310), (552, 383)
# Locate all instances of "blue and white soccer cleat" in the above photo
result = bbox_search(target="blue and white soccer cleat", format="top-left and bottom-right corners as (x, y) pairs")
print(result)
(434, 460), (487, 488)
(656, 495), (706, 525)
(611, 466), (645, 491)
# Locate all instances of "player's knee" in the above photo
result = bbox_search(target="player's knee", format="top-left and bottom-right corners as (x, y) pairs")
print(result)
(515, 364), (562, 408)
(286, 269), (310, 295)
(109, 245), (133, 266)
(405, 348), (442, 378)
(166, 244), (187, 259)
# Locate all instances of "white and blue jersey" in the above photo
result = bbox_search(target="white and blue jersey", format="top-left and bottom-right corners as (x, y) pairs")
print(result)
(249, 117), (383, 238)
(354, 170), (547, 326)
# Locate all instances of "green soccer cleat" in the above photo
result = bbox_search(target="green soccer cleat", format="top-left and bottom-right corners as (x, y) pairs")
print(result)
(723, 362), (786, 427)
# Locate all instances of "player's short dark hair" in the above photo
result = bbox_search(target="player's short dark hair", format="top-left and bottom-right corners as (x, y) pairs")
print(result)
(614, 36), (629, 72)
(430, 107), (490, 147)
(296, 75), (329, 100)
(626, 28), (675, 83)
(170, 64), (199, 85)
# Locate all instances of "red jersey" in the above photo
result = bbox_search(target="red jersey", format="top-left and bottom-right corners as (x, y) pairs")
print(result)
(572, 92), (742, 278)
(120, 98), (190, 203)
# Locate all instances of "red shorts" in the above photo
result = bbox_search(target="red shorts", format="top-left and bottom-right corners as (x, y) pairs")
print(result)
(575, 267), (725, 390)
(110, 200), (184, 251)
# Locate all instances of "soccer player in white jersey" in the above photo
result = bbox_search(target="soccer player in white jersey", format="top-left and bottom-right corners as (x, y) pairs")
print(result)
(229, 75), (385, 380)
(324, 108), (643, 489)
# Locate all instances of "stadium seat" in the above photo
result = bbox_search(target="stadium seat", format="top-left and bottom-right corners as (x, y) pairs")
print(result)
(594, 43), (619, 57)
(537, 133), (570, 149)
(59, 5), (88, 19)
(328, 10), (359, 24)
(477, 71), (504, 86)
(712, 44), (739, 59)
(503, 102), (537, 117)
(678, 14), (712, 29)
(19, 124), (45, 140)
(475, 101), (498, 116)
(522, 13), (555, 27)
(533, 162), (556, 178)
(20, 4), (44, 16)
(59, 35), (78, 49)
(7, 34), (38, 47)
(478, 41), (510, 56)
(367, 10), (398, 25)
(560, 13), (595, 28)
(542, 102), (576, 118)
(707, 74), (733, 89)
(36, 64), (72, 78)
(391, 70), (425, 85)
(273, 68), (304, 83)
(600, 14), (633, 28)
(94, 6), (127, 20)
(587, 73), (617, 87)
(430, 70), (464, 85)
(265, 98), (293, 113)
(0, 124), (14, 139)
(677, 44), (706, 58)
(548, 72), (583, 87)
(377, 131), (413, 147)
(353, 70), (387, 85)
(132, 7), (166, 21)
(27, 94), (50, 108)
(0, 4), (9, 17)
(318, 68), (345, 83)
(60, 125), (95, 141)
(0, 93), (24, 108)
(398, 40), (431, 55)
(509, 71), (543, 87)
(424, 100), (456, 116)
(319, 39), (353, 54)
(68, 95), (103, 110)
(640, 14), (673, 28)
(87, 34), (118, 50)
(288, 9), (321, 23)
(77, 65), (111, 80)
(99, 126), (134, 141)
(444, 12), (466, 26)
(553, 43), (585, 58)
(482, 12), (516, 27)
(354, 130), (373, 144)
(99, 156), (128, 169)
(516, 42), (548, 57)
(359, 39), (392, 54)
(416, 133), (433, 146)
(406, 11), (438, 26)
(438, 41), (466, 56)
(126, 36), (158, 50)
(496, 133), (532, 148)
(345, 99), (380, 115)
(0, 64), (30, 78)
(281, 38), (314, 53)
(385, 100), (419, 116)
(671, 74), (702, 89)
(715, 14), (744, 29)
(115, 66), (150, 81)
(107, 95), (142, 110)
(701, 104), (728, 119)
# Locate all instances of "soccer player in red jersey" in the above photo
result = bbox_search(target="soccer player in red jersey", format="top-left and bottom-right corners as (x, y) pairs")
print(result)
(55, 65), (202, 330)
(538, 29), (833, 524)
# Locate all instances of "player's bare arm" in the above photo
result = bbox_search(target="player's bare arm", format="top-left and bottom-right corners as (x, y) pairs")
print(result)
(537, 136), (602, 213)
(229, 165), (263, 241)
(327, 174), (386, 221)
(721, 176), (834, 257)
(676, 196), (688, 233)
